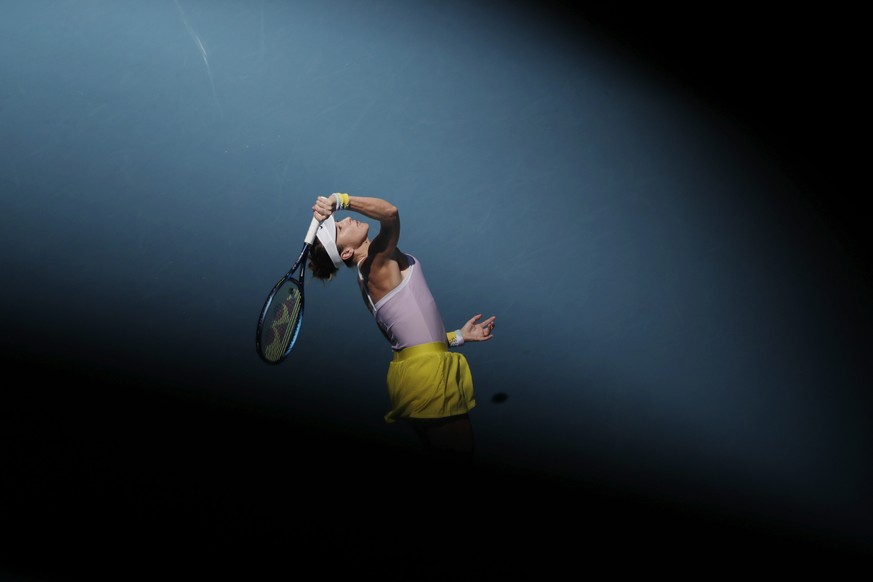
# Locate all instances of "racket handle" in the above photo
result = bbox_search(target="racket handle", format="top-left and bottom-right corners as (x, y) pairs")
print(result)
(304, 216), (321, 245)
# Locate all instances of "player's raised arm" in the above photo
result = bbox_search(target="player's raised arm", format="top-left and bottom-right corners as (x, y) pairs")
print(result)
(342, 195), (400, 294)
(344, 195), (397, 248)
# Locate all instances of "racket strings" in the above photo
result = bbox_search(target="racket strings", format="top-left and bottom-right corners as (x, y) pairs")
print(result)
(263, 285), (302, 362)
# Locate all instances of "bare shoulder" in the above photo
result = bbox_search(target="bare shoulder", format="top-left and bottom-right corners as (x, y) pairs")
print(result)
(362, 249), (407, 304)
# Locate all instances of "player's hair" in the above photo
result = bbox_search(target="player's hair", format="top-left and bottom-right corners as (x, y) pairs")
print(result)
(308, 238), (354, 281)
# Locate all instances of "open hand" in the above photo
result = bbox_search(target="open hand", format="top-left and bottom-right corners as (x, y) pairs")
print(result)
(460, 314), (496, 342)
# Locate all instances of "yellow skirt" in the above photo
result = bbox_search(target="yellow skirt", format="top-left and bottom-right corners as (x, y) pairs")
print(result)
(384, 342), (476, 423)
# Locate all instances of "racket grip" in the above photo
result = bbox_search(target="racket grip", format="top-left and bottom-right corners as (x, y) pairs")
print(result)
(304, 216), (321, 245)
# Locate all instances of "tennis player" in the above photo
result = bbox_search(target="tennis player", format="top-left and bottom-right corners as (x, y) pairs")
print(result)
(308, 193), (495, 456)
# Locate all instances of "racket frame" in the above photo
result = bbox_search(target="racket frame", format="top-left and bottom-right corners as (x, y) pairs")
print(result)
(255, 217), (322, 364)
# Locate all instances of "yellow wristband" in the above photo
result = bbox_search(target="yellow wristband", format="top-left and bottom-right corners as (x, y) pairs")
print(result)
(336, 193), (350, 210)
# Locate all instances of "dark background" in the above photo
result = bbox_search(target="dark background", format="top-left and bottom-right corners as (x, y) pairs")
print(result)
(2, 1), (870, 578)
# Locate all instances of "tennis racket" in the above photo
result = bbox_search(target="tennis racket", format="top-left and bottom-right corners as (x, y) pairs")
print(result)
(255, 217), (322, 364)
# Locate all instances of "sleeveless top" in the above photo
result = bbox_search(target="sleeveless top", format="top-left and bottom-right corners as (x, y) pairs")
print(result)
(357, 254), (447, 351)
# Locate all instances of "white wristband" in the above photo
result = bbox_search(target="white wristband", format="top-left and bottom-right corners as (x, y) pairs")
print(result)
(449, 330), (464, 347)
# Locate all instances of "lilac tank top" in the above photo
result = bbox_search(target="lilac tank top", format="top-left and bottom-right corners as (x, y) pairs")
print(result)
(358, 254), (447, 351)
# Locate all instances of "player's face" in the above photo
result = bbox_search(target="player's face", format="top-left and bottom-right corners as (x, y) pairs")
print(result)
(335, 216), (369, 253)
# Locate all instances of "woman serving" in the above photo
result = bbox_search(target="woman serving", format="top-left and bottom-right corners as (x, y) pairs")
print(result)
(308, 193), (495, 455)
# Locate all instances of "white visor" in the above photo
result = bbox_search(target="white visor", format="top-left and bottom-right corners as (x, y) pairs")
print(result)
(316, 215), (343, 268)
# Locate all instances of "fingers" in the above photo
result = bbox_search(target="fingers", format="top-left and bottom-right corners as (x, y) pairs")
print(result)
(458, 314), (496, 342)
(315, 196), (333, 212)
(477, 315), (495, 340)
(466, 315), (495, 329)
(312, 196), (334, 221)
(483, 317), (495, 337)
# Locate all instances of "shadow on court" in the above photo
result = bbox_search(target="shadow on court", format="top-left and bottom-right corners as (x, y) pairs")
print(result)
(2, 355), (868, 580)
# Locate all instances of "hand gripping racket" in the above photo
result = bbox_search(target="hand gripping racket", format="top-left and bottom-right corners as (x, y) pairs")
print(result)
(255, 217), (322, 364)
